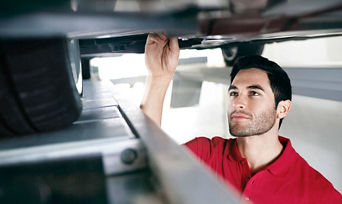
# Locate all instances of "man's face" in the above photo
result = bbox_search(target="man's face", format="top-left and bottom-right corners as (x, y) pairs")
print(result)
(228, 68), (277, 137)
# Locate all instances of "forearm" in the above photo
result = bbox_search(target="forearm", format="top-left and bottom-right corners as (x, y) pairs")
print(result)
(140, 75), (173, 127)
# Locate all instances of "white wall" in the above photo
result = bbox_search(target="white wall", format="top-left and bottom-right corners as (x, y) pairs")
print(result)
(280, 95), (342, 192)
(263, 36), (342, 191)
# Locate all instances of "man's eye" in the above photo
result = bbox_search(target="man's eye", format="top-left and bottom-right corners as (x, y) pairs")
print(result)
(250, 91), (259, 96)
(229, 92), (238, 96)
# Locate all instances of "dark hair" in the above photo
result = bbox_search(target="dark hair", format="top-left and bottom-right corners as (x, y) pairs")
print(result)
(230, 55), (292, 128)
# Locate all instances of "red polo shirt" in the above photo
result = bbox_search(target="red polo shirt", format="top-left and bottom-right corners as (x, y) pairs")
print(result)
(184, 136), (342, 204)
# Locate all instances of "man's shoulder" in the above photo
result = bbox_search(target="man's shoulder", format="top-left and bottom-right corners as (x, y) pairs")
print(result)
(290, 148), (329, 183)
(183, 136), (235, 161)
(290, 150), (342, 201)
(280, 137), (333, 184)
(191, 136), (234, 142)
(292, 150), (331, 182)
(185, 136), (234, 148)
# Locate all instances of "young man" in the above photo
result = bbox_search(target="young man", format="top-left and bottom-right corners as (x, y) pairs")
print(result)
(140, 33), (342, 203)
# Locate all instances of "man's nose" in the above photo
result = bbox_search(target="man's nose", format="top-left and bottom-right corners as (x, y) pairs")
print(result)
(233, 95), (246, 109)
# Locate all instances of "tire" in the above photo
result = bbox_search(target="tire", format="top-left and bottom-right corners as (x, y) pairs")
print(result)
(0, 38), (82, 137)
(221, 42), (264, 66)
(68, 39), (83, 95)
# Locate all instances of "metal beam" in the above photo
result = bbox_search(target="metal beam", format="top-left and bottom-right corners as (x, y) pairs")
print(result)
(108, 80), (240, 204)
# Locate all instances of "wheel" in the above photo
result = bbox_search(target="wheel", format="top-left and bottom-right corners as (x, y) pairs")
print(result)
(0, 37), (82, 137)
(68, 39), (83, 95)
(221, 42), (264, 66)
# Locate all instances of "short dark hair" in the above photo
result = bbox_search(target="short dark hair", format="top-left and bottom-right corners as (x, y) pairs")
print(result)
(230, 55), (292, 128)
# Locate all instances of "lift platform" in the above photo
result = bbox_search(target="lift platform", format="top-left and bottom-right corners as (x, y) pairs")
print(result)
(0, 80), (239, 203)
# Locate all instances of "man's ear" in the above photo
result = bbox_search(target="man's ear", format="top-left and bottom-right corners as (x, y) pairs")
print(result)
(277, 100), (291, 119)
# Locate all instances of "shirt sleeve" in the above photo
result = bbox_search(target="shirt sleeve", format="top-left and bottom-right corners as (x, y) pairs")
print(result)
(183, 137), (213, 163)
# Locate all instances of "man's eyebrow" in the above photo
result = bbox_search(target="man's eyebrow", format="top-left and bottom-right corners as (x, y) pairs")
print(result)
(228, 85), (238, 91)
(247, 85), (265, 92)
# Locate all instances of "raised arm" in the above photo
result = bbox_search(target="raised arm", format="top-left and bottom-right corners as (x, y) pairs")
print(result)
(140, 33), (179, 127)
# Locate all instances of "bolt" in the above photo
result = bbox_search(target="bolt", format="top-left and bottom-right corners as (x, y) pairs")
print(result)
(120, 148), (138, 165)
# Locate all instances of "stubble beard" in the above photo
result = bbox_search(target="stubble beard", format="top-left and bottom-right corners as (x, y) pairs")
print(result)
(228, 108), (277, 137)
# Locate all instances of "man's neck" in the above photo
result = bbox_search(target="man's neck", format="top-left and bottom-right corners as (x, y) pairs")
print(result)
(236, 128), (283, 175)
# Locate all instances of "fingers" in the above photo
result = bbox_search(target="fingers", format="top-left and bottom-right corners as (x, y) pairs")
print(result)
(144, 33), (179, 76)
(146, 33), (179, 55)
(169, 37), (179, 53)
(156, 33), (167, 41)
(146, 33), (168, 45)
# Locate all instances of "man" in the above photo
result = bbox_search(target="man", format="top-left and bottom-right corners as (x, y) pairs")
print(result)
(140, 33), (342, 203)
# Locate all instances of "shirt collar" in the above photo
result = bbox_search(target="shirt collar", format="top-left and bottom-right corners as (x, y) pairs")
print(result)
(227, 136), (297, 175)
(266, 136), (298, 175)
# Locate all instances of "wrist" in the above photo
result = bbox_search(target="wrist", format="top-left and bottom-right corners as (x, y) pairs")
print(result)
(147, 74), (174, 84)
(144, 74), (173, 98)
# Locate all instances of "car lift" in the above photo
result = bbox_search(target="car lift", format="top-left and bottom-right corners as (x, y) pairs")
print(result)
(0, 80), (239, 203)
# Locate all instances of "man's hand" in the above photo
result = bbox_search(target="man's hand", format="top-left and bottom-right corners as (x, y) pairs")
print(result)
(141, 33), (180, 126)
(145, 33), (179, 79)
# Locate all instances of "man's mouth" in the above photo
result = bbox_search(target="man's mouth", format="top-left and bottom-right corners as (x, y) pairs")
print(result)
(230, 112), (251, 120)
